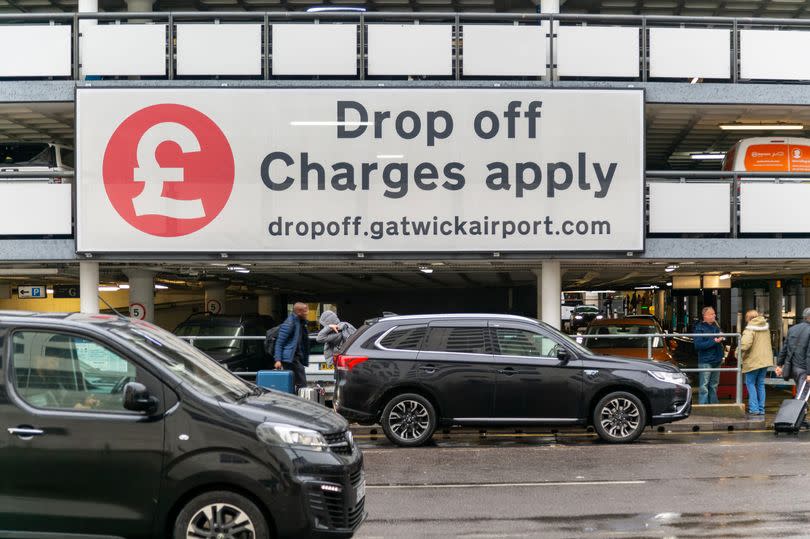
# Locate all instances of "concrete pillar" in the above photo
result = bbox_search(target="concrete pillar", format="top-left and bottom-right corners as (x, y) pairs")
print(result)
(719, 289), (731, 331)
(688, 295), (699, 324)
(532, 269), (542, 320)
(258, 292), (280, 319)
(125, 269), (155, 322)
(205, 283), (227, 315)
(540, 261), (561, 330)
(742, 288), (755, 313)
(79, 261), (99, 314)
(655, 290), (666, 322)
(769, 281), (783, 341)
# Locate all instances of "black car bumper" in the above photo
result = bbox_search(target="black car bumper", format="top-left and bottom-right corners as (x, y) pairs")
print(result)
(650, 383), (692, 425)
(334, 402), (377, 425)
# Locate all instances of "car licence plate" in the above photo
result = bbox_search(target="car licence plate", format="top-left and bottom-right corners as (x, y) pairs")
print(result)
(319, 363), (334, 371)
(355, 480), (366, 504)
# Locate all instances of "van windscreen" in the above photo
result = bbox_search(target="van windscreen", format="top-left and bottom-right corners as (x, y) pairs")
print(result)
(0, 143), (54, 167)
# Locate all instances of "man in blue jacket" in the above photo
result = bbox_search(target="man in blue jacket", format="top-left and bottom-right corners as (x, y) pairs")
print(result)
(694, 306), (725, 404)
(274, 302), (310, 391)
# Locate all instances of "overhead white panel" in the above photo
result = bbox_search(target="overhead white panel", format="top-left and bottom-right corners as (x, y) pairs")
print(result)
(741, 182), (810, 232)
(272, 24), (357, 76)
(367, 25), (452, 76)
(0, 184), (72, 235)
(741, 29), (810, 80)
(177, 24), (261, 76)
(0, 26), (71, 77)
(649, 28), (730, 79)
(648, 183), (730, 233)
(557, 26), (639, 78)
(462, 25), (545, 76)
(82, 24), (166, 76)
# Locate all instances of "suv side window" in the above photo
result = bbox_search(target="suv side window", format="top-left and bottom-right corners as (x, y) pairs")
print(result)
(11, 331), (139, 413)
(494, 328), (560, 358)
(423, 326), (490, 354)
(379, 326), (427, 351)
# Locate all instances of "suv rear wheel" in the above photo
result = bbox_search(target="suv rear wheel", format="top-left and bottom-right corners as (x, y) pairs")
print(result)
(173, 490), (270, 539)
(593, 391), (646, 443)
(381, 393), (437, 447)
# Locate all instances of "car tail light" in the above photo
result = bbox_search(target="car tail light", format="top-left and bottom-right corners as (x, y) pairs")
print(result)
(335, 355), (368, 371)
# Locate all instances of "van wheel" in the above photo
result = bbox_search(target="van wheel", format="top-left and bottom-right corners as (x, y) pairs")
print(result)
(593, 392), (646, 443)
(381, 393), (437, 447)
(173, 490), (270, 539)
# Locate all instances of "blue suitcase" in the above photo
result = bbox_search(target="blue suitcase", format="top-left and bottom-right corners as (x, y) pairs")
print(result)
(256, 370), (295, 394)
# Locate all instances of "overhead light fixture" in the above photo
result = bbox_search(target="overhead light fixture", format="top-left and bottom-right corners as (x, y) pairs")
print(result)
(719, 123), (803, 131)
(235, 269), (250, 274)
(690, 77), (700, 84)
(634, 285), (659, 290)
(720, 273), (731, 280)
(665, 265), (679, 272)
(666, 282), (672, 287)
(46, 288), (54, 294)
(154, 284), (169, 290)
(98, 286), (119, 292)
(306, 6), (366, 12)
(0, 268), (58, 276)
(118, 283), (130, 289)
(418, 265), (433, 274)
(690, 153), (726, 160)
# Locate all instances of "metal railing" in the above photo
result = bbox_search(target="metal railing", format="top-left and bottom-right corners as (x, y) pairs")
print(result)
(579, 331), (743, 405)
(3, 11), (810, 81)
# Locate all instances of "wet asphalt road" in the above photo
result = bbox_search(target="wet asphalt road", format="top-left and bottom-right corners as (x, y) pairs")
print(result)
(352, 428), (810, 538)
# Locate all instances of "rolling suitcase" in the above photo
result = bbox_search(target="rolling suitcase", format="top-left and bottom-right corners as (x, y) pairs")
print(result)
(256, 370), (295, 394)
(774, 381), (810, 435)
(298, 385), (326, 405)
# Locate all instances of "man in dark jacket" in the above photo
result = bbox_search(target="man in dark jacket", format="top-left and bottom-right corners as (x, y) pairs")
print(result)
(274, 302), (310, 391)
(694, 306), (725, 404)
(776, 307), (810, 388)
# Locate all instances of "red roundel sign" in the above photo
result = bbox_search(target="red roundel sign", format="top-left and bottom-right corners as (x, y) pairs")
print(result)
(103, 104), (235, 237)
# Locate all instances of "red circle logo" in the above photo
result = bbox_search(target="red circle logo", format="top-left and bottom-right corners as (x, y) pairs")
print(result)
(103, 104), (235, 237)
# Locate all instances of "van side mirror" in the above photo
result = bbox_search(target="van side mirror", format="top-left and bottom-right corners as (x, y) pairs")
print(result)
(124, 382), (159, 415)
(557, 348), (570, 362)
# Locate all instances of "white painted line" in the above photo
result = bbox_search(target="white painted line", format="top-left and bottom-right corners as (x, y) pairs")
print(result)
(368, 480), (646, 490)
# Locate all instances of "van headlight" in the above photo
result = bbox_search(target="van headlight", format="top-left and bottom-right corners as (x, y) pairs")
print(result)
(649, 371), (689, 385)
(256, 423), (328, 451)
(575, 315), (583, 320)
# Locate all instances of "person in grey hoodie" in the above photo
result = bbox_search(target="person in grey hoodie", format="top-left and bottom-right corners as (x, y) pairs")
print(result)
(316, 310), (356, 368)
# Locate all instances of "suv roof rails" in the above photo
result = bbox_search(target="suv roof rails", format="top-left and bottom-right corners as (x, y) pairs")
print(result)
(382, 311), (398, 317)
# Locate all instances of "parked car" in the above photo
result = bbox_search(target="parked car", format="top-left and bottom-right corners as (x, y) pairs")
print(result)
(0, 142), (73, 183)
(174, 312), (275, 372)
(581, 317), (679, 366)
(570, 305), (603, 332)
(0, 311), (365, 538)
(722, 136), (810, 172)
(334, 313), (691, 447)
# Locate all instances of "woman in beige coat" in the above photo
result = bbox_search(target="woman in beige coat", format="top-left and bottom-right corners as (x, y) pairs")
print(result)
(740, 310), (773, 416)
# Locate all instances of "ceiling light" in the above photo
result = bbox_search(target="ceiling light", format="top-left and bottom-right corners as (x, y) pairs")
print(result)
(690, 153), (726, 160)
(634, 285), (659, 290)
(46, 288), (54, 294)
(665, 265), (679, 272)
(720, 273), (731, 280)
(306, 6), (366, 12)
(98, 286), (119, 292)
(419, 265), (434, 274)
(118, 283), (130, 289)
(666, 282), (672, 287)
(719, 124), (803, 131)
(0, 268), (58, 275)
(235, 269), (250, 274)
(690, 77), (700, 84)
(154, 284), (169, 290)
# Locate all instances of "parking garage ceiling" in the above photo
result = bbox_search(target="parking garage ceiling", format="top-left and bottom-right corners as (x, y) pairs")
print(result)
(0, 259), (807, 294)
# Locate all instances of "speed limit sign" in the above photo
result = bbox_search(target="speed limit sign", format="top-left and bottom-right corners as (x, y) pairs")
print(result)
(130, 303), (146, 320)
(207, 299), (223, 314)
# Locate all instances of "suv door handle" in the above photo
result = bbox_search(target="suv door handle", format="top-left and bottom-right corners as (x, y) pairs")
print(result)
(7, 427), (45, 439)
(418, 365), (436, 374)
(498, 368), (517, 376)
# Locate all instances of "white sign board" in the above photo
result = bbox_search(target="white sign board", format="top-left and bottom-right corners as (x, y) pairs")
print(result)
(76, 88), (644, 253)
(18, 285), (47, 299)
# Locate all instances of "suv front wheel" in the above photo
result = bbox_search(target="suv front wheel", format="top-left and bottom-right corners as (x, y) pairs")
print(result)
(381, 393), (437, 447)
(173, 490), (270, 539)
(593, 391), (646, 443)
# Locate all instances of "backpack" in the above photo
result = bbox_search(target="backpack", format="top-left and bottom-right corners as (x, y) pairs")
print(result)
(264, 318), (295, 360)
(264, 325), (282, 360)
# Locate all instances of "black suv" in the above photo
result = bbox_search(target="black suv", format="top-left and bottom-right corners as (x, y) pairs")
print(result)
(334, 314), (691, 446)
(174, 313), (275, 372)
(0, 312), (365, 538)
